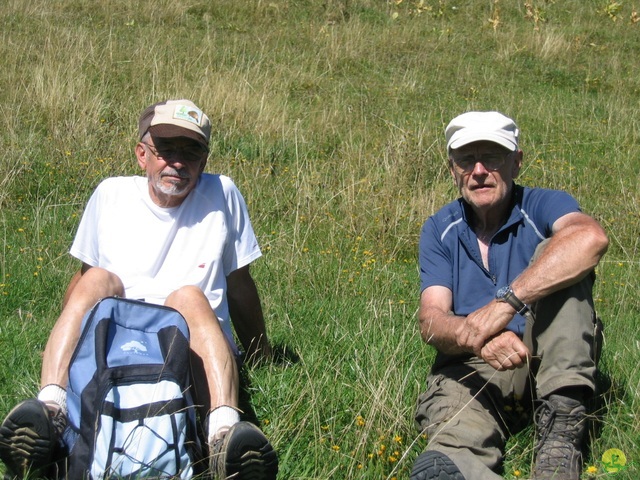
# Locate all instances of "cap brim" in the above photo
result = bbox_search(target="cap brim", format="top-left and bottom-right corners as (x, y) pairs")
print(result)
(148, 124), (208, 149)
(448, 132), (517, 152)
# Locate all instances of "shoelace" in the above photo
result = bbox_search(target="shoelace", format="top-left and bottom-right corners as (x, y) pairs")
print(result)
(534, 399), (583, 470)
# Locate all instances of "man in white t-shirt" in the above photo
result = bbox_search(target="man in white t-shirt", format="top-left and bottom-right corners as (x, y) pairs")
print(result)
(0, 99), (279, 479)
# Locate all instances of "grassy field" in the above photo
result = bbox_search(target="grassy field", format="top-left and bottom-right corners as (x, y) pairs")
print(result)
(1, 0), (638, 478)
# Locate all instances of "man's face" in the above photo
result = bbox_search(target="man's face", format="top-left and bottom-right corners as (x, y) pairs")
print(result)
(449, 141), (522, 213)
(136, 136), (208, 207)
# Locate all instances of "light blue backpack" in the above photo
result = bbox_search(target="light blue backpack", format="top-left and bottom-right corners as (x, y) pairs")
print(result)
(64, 297), (203, 479)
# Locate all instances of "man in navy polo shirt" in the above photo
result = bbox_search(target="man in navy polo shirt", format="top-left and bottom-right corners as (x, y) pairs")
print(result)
(410, 112), (608, 480)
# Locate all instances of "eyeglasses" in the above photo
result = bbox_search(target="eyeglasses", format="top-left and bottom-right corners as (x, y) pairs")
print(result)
(142, 142), (208, 162)
(450, 152), (512, 173)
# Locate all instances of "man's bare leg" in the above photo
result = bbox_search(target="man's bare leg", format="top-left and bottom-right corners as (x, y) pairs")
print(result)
(41, 267), (124, 388)
(164, 286), (277, 479)
(0, 268), (124, 478)
(165, 285), (239, 414)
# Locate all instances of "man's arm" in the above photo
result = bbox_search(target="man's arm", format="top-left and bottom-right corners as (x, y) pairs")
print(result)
(442, 211), (608, 362)
(418, 286), (462, 354)
(226, 265), (273, 364)
(419, 286), (529, 370)
(510, 211), (609, 304)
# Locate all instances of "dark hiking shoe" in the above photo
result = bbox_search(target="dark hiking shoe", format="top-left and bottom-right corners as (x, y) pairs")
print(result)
(0, 399), (66, 479)
(410, 450), (466, 480)
(533, 394), (586, 480)
(209, 421), (278, 479)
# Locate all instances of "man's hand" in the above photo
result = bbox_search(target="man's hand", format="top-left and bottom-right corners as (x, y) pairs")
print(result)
(455, 301), (518, 356)
(480, 330), (530, 370)
(227, 265), (274, 367)
(243, 335), (274, 367)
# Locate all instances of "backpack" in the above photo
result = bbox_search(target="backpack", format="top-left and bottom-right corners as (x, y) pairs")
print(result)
(64, 297), (203, 479)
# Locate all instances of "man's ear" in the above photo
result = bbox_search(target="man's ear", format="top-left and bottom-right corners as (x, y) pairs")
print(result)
(512, 150), (523, 179)
(448, 158), (457, 182)
(135, 143), (148, 170)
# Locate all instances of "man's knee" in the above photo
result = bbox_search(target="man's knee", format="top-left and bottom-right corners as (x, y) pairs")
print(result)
(166, 285), (207, 303)
(165, 286), (219, 328)
(77, 267), (124, 296)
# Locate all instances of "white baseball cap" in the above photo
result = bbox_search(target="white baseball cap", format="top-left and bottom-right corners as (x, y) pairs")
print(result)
(445, 111), (519, 152)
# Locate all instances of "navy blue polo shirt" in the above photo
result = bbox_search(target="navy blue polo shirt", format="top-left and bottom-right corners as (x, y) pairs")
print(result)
(419, 184), (580, 336)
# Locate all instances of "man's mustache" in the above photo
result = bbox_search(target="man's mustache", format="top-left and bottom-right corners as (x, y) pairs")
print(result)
(161, 168), (190, 180)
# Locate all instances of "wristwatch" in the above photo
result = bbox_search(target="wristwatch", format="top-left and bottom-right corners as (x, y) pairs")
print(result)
(495, 285), (529, 315)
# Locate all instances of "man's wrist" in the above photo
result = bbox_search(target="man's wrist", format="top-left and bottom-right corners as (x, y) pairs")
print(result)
(495, 285), (529, 315)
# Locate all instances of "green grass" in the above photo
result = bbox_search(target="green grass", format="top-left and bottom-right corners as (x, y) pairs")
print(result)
(1, 0), (638, 478)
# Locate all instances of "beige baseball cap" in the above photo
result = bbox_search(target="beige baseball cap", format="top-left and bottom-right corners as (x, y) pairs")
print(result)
(445, 111), (519, 152)
(138, 99), (211, 149)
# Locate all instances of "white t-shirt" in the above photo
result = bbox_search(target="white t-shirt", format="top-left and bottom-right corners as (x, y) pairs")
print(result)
(70, 174), (262, 352)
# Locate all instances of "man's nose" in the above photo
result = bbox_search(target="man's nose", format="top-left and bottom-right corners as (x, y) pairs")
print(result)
(472, 160), (490, 175)
(165, 155), (187, 168)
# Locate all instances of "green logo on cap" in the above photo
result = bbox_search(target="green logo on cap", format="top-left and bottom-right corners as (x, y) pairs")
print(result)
(173, 105), (203, 126)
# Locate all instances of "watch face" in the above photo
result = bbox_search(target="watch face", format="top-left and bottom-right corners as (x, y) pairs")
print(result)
(496, 286), (509, 299)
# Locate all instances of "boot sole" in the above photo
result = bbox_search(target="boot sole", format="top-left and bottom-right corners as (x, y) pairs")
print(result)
(213, 421), (278, 479)
(410, 450), (466, 480)
(0, 399), (56, 479)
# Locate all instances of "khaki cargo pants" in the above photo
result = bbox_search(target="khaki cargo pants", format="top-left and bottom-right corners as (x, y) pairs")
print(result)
(414, 243), (602, 480)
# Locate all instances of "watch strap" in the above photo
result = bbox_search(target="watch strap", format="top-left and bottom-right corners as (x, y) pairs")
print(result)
(500, 286), (529, 315)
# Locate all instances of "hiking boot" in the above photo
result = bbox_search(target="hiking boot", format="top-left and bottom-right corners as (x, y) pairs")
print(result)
(0, 399), (66, 479)
(410, 450), (466, 480)
(209, 421), (278, 479)
(533, 394), (586, 479)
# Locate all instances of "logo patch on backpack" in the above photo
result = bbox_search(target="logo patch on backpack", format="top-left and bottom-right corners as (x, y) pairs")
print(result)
(120, 340), (148, 355)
